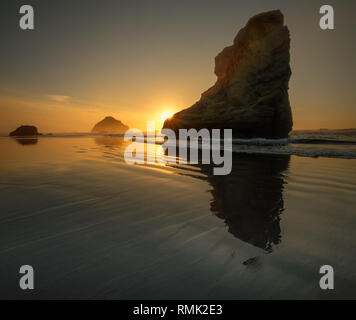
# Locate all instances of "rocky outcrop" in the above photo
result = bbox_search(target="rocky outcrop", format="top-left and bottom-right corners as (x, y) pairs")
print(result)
(163, 10), (293, 138)
(91, 116), (129, 134)
(9, 125), (39, 136)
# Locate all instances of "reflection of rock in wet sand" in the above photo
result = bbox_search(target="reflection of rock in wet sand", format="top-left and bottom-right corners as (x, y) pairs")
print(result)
(94, 136), (125, 147)
(15, 138), (38, 145)
(205, 154), (290, 252)
(180, 153), (290, 252)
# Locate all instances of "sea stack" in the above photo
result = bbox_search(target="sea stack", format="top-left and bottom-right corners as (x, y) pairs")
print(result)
(9, 125), (39, 137)
(91, 116), (129, 134)
(163, 10), (293, 138)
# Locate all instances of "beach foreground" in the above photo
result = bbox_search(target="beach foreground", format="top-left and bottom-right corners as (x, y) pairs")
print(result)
(1, 136), (356, 299)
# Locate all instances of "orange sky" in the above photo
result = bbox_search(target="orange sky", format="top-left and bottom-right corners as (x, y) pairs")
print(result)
(0, 93), (184, 133)
(0, 1), (355, 134)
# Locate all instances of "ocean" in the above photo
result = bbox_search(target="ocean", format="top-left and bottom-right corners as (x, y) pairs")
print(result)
(231, 129), (356, 159)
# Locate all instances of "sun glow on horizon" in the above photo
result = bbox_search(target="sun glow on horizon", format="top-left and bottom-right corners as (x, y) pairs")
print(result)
(160, 111), (174, 121)
(158, 110), (175, 128)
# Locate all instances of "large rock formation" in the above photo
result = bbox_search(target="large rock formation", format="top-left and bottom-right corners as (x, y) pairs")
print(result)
(9, 125), (39, 136)
(163, 10), (293, 138)
(91, 116), (129, 134)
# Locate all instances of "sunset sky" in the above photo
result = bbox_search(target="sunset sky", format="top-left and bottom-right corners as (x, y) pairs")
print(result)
(0, 0), (355, 133)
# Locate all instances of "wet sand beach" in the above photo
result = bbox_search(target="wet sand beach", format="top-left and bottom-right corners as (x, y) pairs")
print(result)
(1, 136), (356, 299)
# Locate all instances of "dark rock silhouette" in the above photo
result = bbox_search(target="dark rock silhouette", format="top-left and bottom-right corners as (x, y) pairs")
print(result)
(205, 154), (289, 252)
(164, 10), (293, 138)
(177, 152), (290, 252)
(9, 125), (39, 137)
(91, 116), (129, 134)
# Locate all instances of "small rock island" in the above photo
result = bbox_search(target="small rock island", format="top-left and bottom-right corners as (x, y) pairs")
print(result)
(9, 125), (39, 137)
(163, 10), (293, 138)
(91, 116), (129, 134)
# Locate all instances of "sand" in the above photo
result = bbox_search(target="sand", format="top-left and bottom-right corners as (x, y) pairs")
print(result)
(0, 136), (356, 299)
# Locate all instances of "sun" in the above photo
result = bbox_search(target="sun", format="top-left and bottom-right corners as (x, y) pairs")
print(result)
(160, 111), (175, 123)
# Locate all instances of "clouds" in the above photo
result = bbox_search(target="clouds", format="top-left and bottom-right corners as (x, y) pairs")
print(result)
(0, 93), (108, 134)
(47, 95), (70, 103)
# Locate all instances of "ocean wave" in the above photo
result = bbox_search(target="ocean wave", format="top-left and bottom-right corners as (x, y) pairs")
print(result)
(231, 149), (356, 159)
(231, 138), (356, 146)
(2, 130), (356, 160)
(230, 145), (356, 159)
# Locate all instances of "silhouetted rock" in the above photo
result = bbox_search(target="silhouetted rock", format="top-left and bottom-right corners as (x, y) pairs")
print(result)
(91, 116), (129, 134)
(164, 10), (293, 138)
(9, 125), (39, 137)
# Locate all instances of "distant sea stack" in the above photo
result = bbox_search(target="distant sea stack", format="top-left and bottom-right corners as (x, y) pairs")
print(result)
(91, 116), (129, 134)
(163, 10), (293, 138)
(9, 125), (39, 137)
